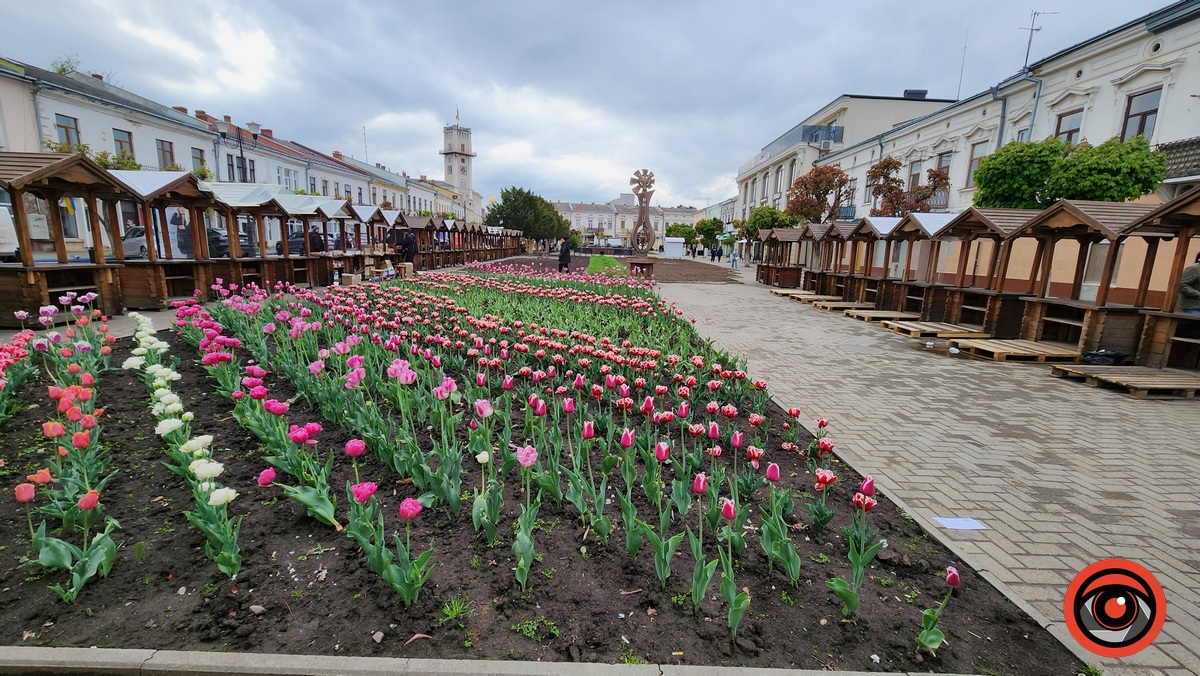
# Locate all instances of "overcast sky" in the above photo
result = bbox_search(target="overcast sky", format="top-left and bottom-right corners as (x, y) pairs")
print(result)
(3, 0), (1168, 208)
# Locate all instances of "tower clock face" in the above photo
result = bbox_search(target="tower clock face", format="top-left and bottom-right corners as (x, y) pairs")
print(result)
(447, 165), (453, 174)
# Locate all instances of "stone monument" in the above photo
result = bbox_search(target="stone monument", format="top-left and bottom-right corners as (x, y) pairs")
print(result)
(630, 169), (655, 254)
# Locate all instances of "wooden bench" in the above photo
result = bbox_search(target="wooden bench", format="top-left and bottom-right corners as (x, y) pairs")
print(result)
(881, 320), (989, 339)
(845, 309), (921, 322)
(789, 294), (843, 304)
(948, 339), (1079, 363)
(812, 301), (876, 311)
(1049, 364), (1200, 399)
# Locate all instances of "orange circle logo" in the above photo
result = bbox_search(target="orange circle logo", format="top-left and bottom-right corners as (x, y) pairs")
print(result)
(1064, 558), (1166, 657)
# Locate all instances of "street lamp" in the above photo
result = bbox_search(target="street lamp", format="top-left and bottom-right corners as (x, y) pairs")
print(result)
(214, 120), (261, 183)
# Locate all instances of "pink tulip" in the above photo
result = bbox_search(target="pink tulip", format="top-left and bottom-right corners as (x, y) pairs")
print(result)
(639, 396), (655, 415)
(351, 482), (378, 503)
(945, 566), (961, 587)
(707, 422), (720, 440)
(573, 374), (585, 389)
(257, 467), (276, 486)
(852, 492), (877, 511)
(249, 385), (269, 400)
(288, 427), (309, 445)
(730, 430), (744, 448)
(533, 399), (547, 417)
(582, 421), (595, 439)
(859, 475), (875, 497)
(677, 401), (689, 418)
(816, 416), (829, 428)
(474, 399), (494, 419)
(619, 428), (635, 449)
(765, 462), (780, 483)
(345, 439), (367, 457)
(14, 483), (36, 503)
(475, 372), (487, 387)
(746, 446), (763, 469)
(398, 497), (423, 520)
(562, 397), (575, 414)
(705, 401), (718, 415)
(721, 498), (736, 521)
(502, 375), (514, 391)
(817, 437), (835, 454)
(517, 445), (538, 468)
(308, 360), (325, 375)
(655, 441), (670, 462)
(692, 473), (707, 495)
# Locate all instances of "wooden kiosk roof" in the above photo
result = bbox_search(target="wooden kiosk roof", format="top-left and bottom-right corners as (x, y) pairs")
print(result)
(1122, 182), (1200, 236)
(849, 216), (902, 240)
(0, 152), (138, 197)
(764, 227), (805, 243)
(939, 207), (1042, 239)
(797, 221), (832, 240)
(108, 170), (212, 201)
(1009, 200), (1158, 241)
(889, 212), (958, 240)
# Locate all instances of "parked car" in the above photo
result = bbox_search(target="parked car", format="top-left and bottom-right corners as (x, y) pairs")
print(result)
(121, 226), (149, 258)
(121, 226), (241, 258)
(275, 232), (338, 255)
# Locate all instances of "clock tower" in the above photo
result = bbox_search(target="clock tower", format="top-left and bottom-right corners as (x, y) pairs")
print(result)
(440, 119), (476, 196)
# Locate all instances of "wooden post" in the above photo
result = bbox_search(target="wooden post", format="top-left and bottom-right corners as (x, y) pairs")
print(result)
(226, 209), (241, 259)
(902, 237), (915, 282)
(85, 191), (106, 263)
(1036, 238), (1057, 298)
(189, 204), (204, 260)
(984, 238), (999, 289)
(955, 235), (973, 287)
(45, 190), (70, 264)
(158, 204), (177, 259)
(140, 201), (159, 262)
(925, 240), (942, 284)
(1026, 238), (1046, 294)
(1069, 238), (1091, 300)
(1163, 226), (1196, 312)
(882, 239), (893, 280)
(255, 209), (268, 259)
(993, 239), (1014, 291)
(104, 199), (125, 262)
(281, 214), (290, 260)
(1093, 237), (1123, 307)
(1135, 237), (1160, 307)
(11, 187), (36, 269)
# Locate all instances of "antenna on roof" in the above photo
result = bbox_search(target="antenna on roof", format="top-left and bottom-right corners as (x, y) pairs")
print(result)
(1021, 10), (1058, 71)
(956, 30), (968, 100)
(363, 126), (369, 163)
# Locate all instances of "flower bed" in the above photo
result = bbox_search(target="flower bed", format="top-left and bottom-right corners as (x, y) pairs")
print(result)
(0, 273), (1082, 673)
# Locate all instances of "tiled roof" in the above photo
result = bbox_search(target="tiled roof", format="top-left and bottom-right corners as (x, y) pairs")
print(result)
(1014, 200), (1159, 240)
(1159, 136), (1200, 179)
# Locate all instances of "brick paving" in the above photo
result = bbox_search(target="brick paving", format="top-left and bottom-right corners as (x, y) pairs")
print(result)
(658, 261), (1200, 676)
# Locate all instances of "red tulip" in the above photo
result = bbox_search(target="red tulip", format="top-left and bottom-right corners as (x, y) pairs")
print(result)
(817, 437), (835, 454)
(27, 468), (51, 485)
(859, 475), (875, 497)
(77, 489), (100, 510)
(852, 492), (877, 511)
(71, 431), (90, 449)
(787, 407), (802, 418)
(692, 473), (707, 495)
(816, 416), (829, 428)
(14, 483), (36, 503)
(398, 497), (423, 520)
(745, 446), (764, 469)
(42, 421), (66, 438)
(945, 566), (961, 587)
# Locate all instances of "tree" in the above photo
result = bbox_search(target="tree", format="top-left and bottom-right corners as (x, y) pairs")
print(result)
(694, 217), (724, 249)
(1047, 136), (1167, 203)
(744, 205), (798, 243)
(972, 137), (1069, 209)
(665, 223), (696, 242)
(973, 136), (1167, 208)
(92, 150), (141, 170)
(786, 165), (852, 223)
(867, 157), (949, 216)
(484, 186), (568, 243)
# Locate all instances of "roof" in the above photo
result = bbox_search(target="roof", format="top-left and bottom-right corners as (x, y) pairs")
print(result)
(277, 140), (370, 177)
(379, 209), (403, 226)
(765, 227), (806, 243)
(200, 181), (289, 209)
(108, 170), (211, 201)
(890, 212), (959, 240)
(828, 220), (858, 239)
(0, 151), (138, 197)
(1159, 136), (1200, 180)
(1010, 200), (1160, 240)
(798, 222), (832, 240)
(336, 155), (408, 186)
(939, 207), (1043, 239)
(850, 216), (902, 239)
(350, 204), (385, 223)
(1123, 181), (1200, 235)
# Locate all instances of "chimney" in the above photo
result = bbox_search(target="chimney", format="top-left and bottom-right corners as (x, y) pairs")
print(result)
(903, 89), (928, 100)
(223, 115), (232, 123)
(194, 109), (208, 120)
(172, 106), (188, 114)
(420, 175), (426, 181)
(91, 73), (103, 81)
(332, 150), (343, 160)
(260, 128), (273, 138)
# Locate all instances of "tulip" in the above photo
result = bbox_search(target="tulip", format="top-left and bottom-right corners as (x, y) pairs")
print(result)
(474, 399), (494, 418)
(345, 439), (367, 457)
(288, 427), (310, 445)
(27, 468), (52, 485)
(639, 396), (655, 415)
(15, 483), (36, 503)
(208, 487), (238, 506)
(787, 407), (803, 418)
(399, 497), (423, 520)
(688, 423), (704, 437)
(502, 375), (515, 391)
(582, 421), (595, 439)
(475, 450), (489, 464)
(746, 446), (764, 469)
(257, 467), (277, 486)
(351, 482), (378, 503)
(721, 498), (736, 521)
(859, 475), (875, 497)
(692, 473), (708, 495)
(765, 462), (780, 483)
(249, 385), (269, 400)
(707, 422), (719, 440)
(852, 492), (877, 511)
(517, 445), (538, 468)
(42, 421), (66, 438)
(573, 374), (585, 389)
(817, 437), (835, 454)
(475, 372), (487, 387)
(730, 430), (744, 448)
(816, 416), (829, 428)
(705, 401), (718, 415)
(71, 430), (90, 449)
(78, 489), (100, 510)
(619, 428), (635, 449)
(562, 397), (575, 414)
(655, 441), (670, 462)
(945, 566), (961, 587)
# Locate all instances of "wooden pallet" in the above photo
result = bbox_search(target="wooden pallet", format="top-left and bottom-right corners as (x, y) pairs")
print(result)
(880, 320), (989, 339)
(769, 289), (814, 298)
(790, 294), (843, 304)
(812, 301), (876, 311)
(845, 309), (921, 322)
(1050, 365), (1200, 399)
(948, 339), (1079, 363)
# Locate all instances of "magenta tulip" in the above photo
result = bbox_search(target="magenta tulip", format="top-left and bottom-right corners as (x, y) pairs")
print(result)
(765, 462), (780, 483)
(345, 439), (366, 457)
(257, 467), (276, 486)
(730, 430), (744, 448)
(692, 473), (708, 495)
(582, 421), (595, 440)
(707, 422), (719, 440)
(945, 566), (961, 587)
(563, 397), (575, 414)
(398, 497), (423, 520)
(859, 475), (875, 497)
(351, 482), (378, 503)
(720, 498), (736, 521)
(655, 441), (670, 462)
(619, 428), (635, 449)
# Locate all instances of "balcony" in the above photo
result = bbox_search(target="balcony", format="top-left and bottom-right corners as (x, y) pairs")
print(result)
(798, 125), (844, 144)
(839, 205), (857, 220)
(928, 188), (949, 211)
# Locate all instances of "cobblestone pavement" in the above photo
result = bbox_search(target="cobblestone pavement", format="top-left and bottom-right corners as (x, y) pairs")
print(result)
(658, 262), (1200, 676)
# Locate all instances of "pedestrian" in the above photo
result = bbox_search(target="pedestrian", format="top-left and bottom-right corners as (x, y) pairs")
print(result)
(558, 236), (571, 273)
(731, 251), (739, 269)
(691, 245), (697, 259)
(716, 247), (723, 263)
(171, 207), (192, 258)
(308, 225), (326, 252)
(1179, 252), (1200, 314)
(709, 246), (716, 262)
(403, 230), (417, 264)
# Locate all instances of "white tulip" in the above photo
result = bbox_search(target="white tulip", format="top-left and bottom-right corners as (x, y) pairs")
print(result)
(475, 450), (489, 464)
(155, 418), (183, 436)
(208, 487), (237, 506)
(189, 458), (224, 480)
(122, 356), (146, 370)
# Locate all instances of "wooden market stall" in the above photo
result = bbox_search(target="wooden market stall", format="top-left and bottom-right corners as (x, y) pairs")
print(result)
(757, 227), (806, 288)
(879, 212), (959, 318)
(0, 152), (136, 326)
(843, 216), (902, 310)
(797, 222), (832, 293)
(816, 220), (858, 299)
(107, 170), (219, 309)
(947, 200), (1159, 363)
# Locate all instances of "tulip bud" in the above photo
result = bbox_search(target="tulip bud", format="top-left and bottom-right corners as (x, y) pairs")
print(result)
(707, 422), (720, 440)
(619, 428), (635, 449)
(765, 462), (780, 483)
(257, 467), (276, 486)
(859, 475), (875, 497)
(721, 498), (736, 521)
(730, 430), (744, 448)
(655, 441), (670, 462)
(582, 421), (595, 439)
(345, 439), (367, 457)
(692, 473), (707, 495)
(563, 397), (576, 414)
(945, 566), (961, 587)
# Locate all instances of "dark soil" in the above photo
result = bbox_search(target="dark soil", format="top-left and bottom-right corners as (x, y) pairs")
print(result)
(0, 329), (1081, 673)
(500, 255), (740, 284)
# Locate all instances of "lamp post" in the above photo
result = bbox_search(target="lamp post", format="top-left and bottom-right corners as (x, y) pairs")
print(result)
(214, 120), (260, 183)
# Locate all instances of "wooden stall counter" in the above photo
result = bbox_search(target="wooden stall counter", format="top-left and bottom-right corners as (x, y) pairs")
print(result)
(0, 262), (122, 327)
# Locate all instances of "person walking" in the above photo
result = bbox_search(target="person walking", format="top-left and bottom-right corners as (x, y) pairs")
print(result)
(716, 247), (723, 263)
(731, 250), (739, 269)
(308, 225), (326, 252)
(709, 246), (716, 263)
(558, 237), (571, 273)
(402, 230), (417, 263)
(1179, 252), (1200, 314)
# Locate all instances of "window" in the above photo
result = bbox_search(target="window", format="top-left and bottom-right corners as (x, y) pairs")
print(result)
(460, 179), (466, 187)
(763, 172), (771, 197)
(113, 129), (133, 156)
(334, 183), (341, 199)
(908, 161), (922, 190)
(310, 177), (317, 194)
(232, 156), (246, 182)
(357, 187), (363, 203)
(1121, 87), (1161, 141)
(344, 184), (350, 199)
(847, 178), (857, 204)
(1016, 128), (1031, 142)
(226, 155), (235, 182)
(247, 160), (256, 182)
(776, 166), (785, 193)
(371, 187), (377, 204)
(190, 147), (204, 170)
(864, 181), (873, 204)
(155, 139), (175, 169)
(321, 180), (329, 196)
(55, 114), (81, 148)
(459, 166), (467, 174)
(937, 152), (952, 173)
(966, 142), (988, 188)
(750, 178), (757, 202)
(1055, 109), (1083, 144)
